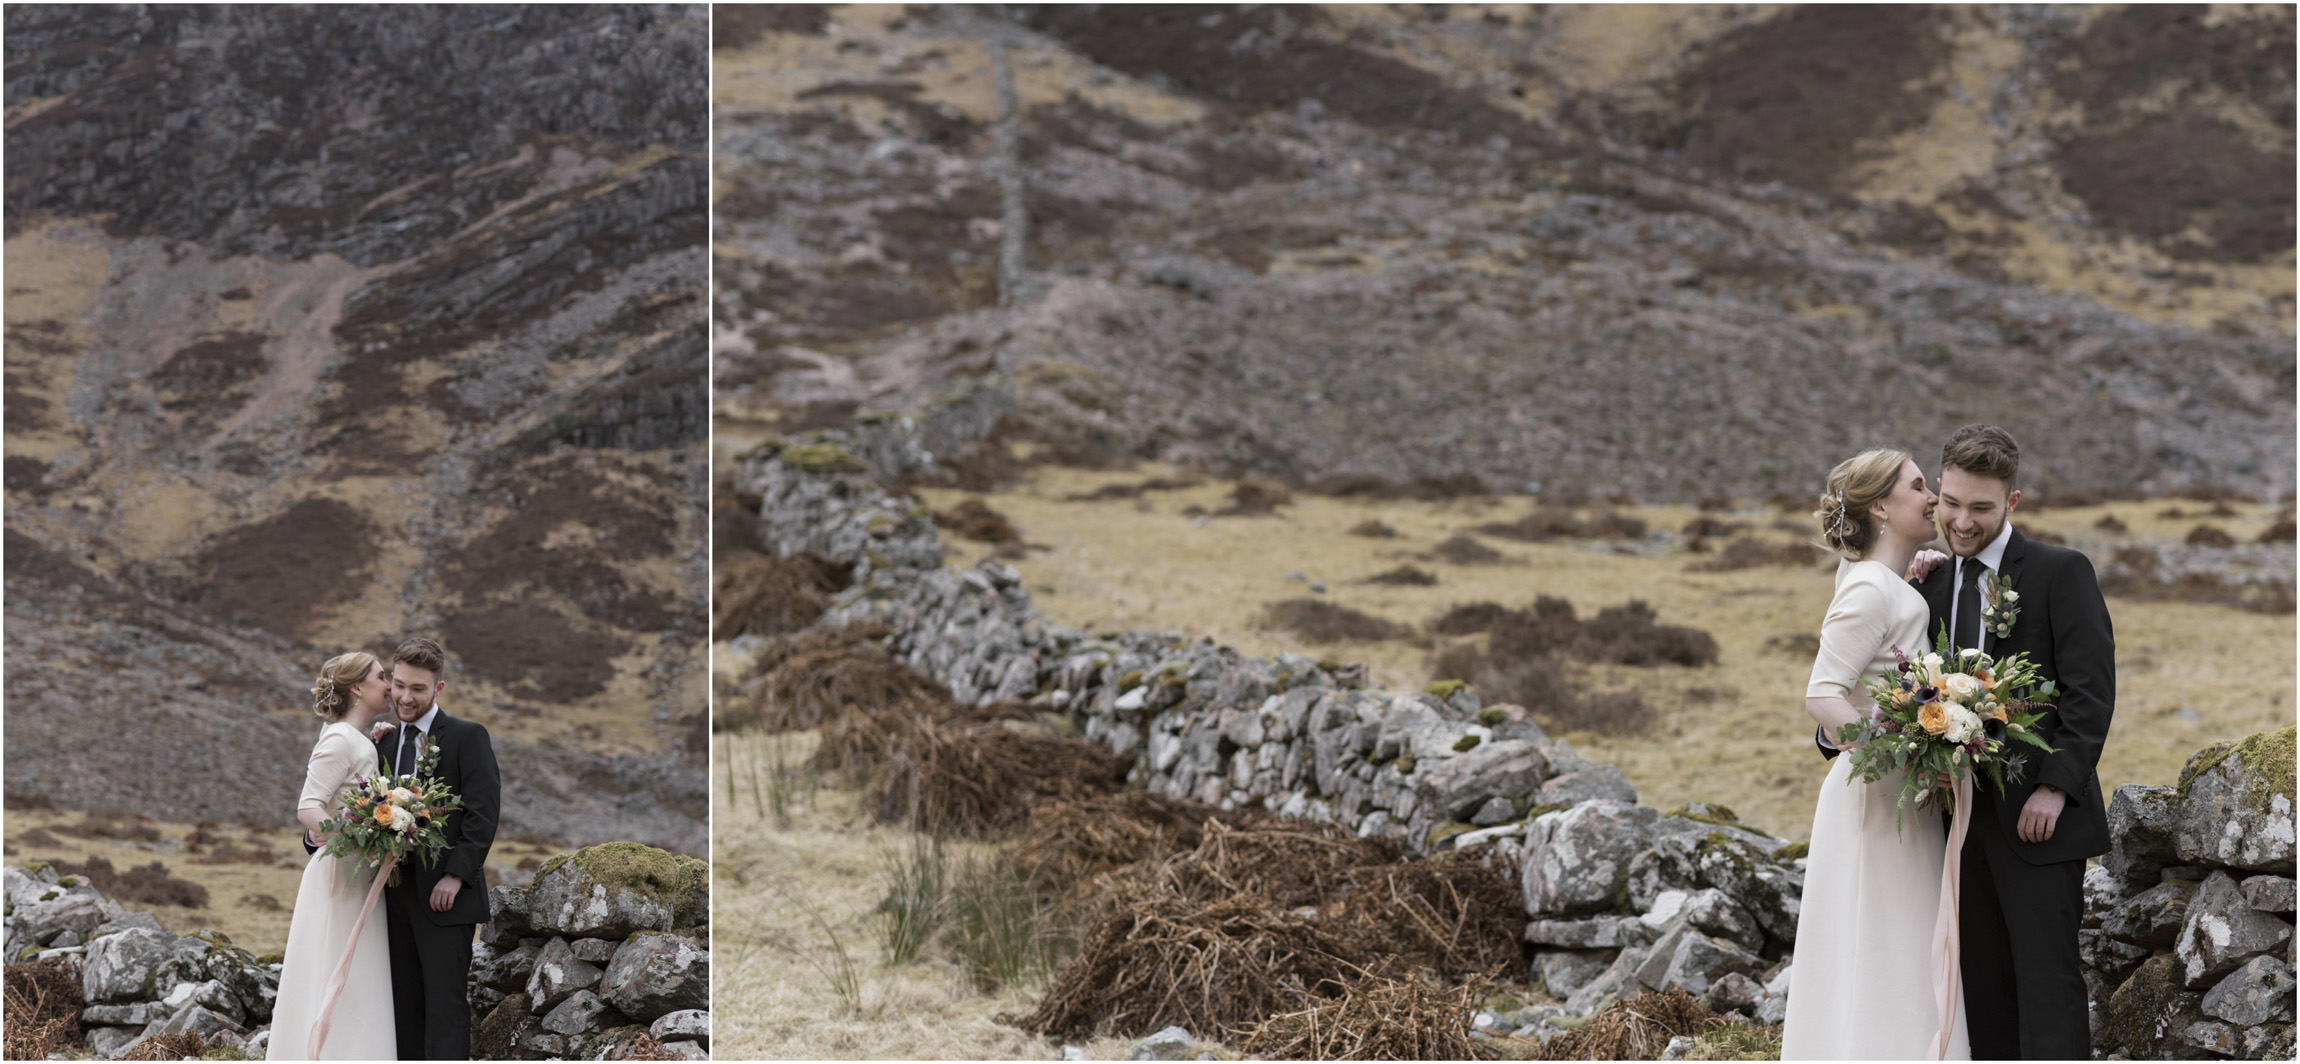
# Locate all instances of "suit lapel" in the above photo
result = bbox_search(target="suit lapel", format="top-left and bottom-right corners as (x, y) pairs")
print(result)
(1991, 530), (2028, 656)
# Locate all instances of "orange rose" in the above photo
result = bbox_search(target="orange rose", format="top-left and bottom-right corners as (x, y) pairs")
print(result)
(1987, 703), (2007, 722)
(374, 806), (394, 825)
(1918, 702), (1951, 736)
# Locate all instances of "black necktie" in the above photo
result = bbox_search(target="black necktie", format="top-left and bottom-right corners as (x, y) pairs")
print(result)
(397, 726), (415, 777)
(1956, 558), (1986, 652)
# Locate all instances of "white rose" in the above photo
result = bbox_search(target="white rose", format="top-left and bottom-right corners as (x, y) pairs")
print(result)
(389, 787), (415, 804)
(1942, 705), (1982, 745)
(2003, 590), (2019, 603)
(386, 805), (414, 830)
(1941, 674), (1982, 703)
(1959, 647), (1983, 659)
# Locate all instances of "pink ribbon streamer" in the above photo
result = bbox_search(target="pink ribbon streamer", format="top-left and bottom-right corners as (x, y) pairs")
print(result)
(1930, 774), (1973, 1060)
(308, 853), (397, 1059)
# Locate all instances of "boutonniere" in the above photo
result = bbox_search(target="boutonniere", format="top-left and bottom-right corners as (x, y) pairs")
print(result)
(415, 732), (443, 779)
(1978, 570), (2020, 639)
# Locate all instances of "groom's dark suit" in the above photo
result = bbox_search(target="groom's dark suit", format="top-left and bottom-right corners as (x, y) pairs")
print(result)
(380, 709), (499, 1061)
(1822, 528), (2113, 1059)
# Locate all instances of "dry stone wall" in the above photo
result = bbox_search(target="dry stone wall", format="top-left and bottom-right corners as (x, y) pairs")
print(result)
(735, 439), (2298, 1048)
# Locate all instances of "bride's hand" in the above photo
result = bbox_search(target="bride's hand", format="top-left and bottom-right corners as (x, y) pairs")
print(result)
(369, 720), (398, 743)
(1906, 549), (1950, 582)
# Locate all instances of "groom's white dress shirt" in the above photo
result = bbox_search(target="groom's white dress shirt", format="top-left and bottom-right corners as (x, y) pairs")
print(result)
(1949, 519), (2015, 651)
(394, 703), (441, 772)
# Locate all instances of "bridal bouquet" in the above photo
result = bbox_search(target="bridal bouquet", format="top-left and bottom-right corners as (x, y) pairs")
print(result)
(1832, 626), (2058, 831)
(316, 748), (463, 888)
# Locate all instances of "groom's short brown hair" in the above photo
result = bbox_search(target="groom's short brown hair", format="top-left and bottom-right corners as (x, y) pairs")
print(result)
(1942, 424), (2020, 486)
(392, 636), (447, 677)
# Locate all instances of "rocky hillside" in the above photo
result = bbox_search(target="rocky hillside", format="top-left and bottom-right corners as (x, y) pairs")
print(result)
(712, 4), (2293, 501)
(3, 6), (708, 855)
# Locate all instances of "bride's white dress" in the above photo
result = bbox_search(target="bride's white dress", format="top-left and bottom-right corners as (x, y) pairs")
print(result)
(1781, 559), (1970, 1060)
(267, 722), (395, 1061)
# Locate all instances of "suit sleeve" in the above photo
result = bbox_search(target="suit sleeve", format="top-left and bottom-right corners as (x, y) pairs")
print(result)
(2034, 552), (2114, 806)
(445, 723), (500, 886)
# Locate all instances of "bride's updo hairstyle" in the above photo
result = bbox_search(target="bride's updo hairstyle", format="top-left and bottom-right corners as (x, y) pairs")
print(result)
(311, 651), (379, 721)
(1815, 448), (1912, 558)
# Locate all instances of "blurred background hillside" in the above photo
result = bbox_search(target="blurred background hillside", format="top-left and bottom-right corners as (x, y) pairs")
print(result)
(4, 5), (709, 948)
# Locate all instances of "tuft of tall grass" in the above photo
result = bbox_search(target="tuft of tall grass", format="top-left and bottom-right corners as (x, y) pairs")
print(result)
(721, 731), (817, 827)
(876, 832), (948, 967)
(947, 852), (1068, 992)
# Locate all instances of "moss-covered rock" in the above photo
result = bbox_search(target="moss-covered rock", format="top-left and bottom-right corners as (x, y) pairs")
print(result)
(473, 992), (542, 1061)
(1770, 841), (1809, 862)
(1425, 820), (1477, 849)
(2102, 953), (2205, 1059)
(775, 438), (866, 475)
(1452, 733), (1482, 752)
(529, 843), (709, 940)
(2173, 727), (2296, 874)
(1665, 802), (1744, 828)
(1425, 679), (1471, 700)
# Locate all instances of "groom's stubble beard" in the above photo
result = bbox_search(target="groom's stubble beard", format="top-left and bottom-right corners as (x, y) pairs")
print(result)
(1936, 467), (2014, 558)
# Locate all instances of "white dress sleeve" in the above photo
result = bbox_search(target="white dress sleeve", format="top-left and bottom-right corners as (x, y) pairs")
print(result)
(1806, 571), (1892, 701)
(297, 725), (362, 813)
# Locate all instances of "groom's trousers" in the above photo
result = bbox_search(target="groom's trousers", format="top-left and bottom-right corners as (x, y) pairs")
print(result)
(1959, 799), (2090, 1061)
(386, 886), (476, 1060)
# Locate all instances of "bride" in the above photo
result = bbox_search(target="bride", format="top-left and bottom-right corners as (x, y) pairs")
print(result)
(1781, 449), (1970, 1060)
(267, 652), (397, 1061)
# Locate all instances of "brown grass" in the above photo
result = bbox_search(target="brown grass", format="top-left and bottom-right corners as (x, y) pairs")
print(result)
(2185, 524), (2238, 548)
(2, 960), (82, 1060)
(1063, 476), (1203, 502)
(1687, 537), (1821, 571)
(1214, 481), (1294, 517)
(1236, 971), (1493, 1060)
(1259, 599), (1408, 643)
(119, 1031), (208, 1061)
(936, 498), (1023, 543)
(2100, 547), (2296, 614)
(1348, 519), (1399, 538)
(1532, 988), (1730, 1060)
(1429, 645), (1655, 738)
(56, 810), (161, 843)
(867, 718), (1132, 838)
(713, 551), (851, 641)
(1362, 565), (1440, 587)
(1476, 508), (1648, 542)
(1016, 820), (1523, 1043)
(733, 623), (949, 732)
(1427, 534), (1507, 565)
(612, 1033), (689, 1060)
(46, 855), (209, 909)
(2095, 514), (2130, 533)
(1012, 792), (1257, 901)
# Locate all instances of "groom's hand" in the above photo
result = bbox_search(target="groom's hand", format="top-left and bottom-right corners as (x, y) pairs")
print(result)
(2018, 784), (2066, 843)
(430, 874), (463, 912)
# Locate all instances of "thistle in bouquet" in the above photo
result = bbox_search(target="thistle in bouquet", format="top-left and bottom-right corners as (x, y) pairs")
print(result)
(316, 735), (463, 888)
(1831, 624), (2058, 831)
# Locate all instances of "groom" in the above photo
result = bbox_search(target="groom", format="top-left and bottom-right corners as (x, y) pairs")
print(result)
(1822, 424), (2113, 1059)
(378, 636), (500, 1060)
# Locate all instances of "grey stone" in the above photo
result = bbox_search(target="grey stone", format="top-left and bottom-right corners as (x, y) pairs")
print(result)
(526, 846), (706, 941)
(1537, 765), (1638, 809)
(1471, 1008), (1510, 1034)
(600, 931), (709, 1023)
(658, 1039), (710, 1061)
(82, 927), (175, 1004)
(2078, 928), (2153, 986)
(2171, 733), (2296, 875)
(2106, 784), (2183, 890)
(1522, 801), (1659, 916)
(1523, 915), (1644, 950)
(2102, 877), (2202, 950)
(540, 988), (623, 1036)
(481, 885), (536, 949)
(2241, 874), (2296, 914)
(1627, 835), (1704, 913)
(1660, 1034), (1695, 1060)
(1703, 970), (1765, 1016)
(569, 936), (621, 964)
(527, 936), (605, 1014)
(476, 942), (541, 993)
(2183, 1020), (2243, 1057)
(2177, 870), (2293, 988)
(649, 1008), (710, 1048)
(80, 1002), (154, 1027)
(1469, 796), (1517, 826)
(2082, 863), (2127, 926)
(1634, 923), (1767, 996)
(1059, 1046), (1087, 1062)
(1690, 833), (1802, 947)
(1411, 739), (1550, 822)
(1643, 888), (1765, 956)
(2, 866), (53, 913)
(85, 1025), (140, 1059)
(1537, 949), (1619, 998)
(12, 891), (107, 947)
(1566, 944), (1649, 1015)
(2103, 954), (2204, 1059)
(2201, 954), (2296, 1026)
(1128, 1025), (1196, 1061)
(92, 912), (162, 937)
(143, 1003), (246, 1044)
(2239, 1024), (2295, 1060)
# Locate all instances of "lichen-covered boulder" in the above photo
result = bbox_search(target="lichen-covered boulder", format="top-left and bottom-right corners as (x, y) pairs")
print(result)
(1411, 739), (1550, 822)
(2176, 870), (2294, 989)
(2201, 954), (2296, 1027)
(474, 992), (544, 1061)
(1538, 765), (1638, 809)
(2102, 954), (2205, 1060)
(1522, 801), (1659, 916)
(2101, 877), (2201, 950)
(2241, 874), (2295, 914)
(648, 1008), (709, 1048)
(1690, 832), (1802, 947)
(527, 843), (709, 941)
(1633, 922), (1767, 996)
(1565, 944), (1650, 1015)
(1537, 949), (1618, 999)
(477, 942), (542, 994)
(9, 890), (107, 948)
(2172, 728), (2296, 875)
(1703, 970), (1765, 1017)
(1523, 915), (1649, 950)
(482, 884), (536, 949)
(540, 988), (626, 1036)
(82, 927), (175, 1004)
(599, 931), (709, 1023)
(1643, 888), (1765, 956)
(2105, 784), (2182, 890)
(527, 937), (605, 1014)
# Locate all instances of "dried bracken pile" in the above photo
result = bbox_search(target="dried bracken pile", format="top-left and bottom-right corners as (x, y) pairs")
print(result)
(2, 960), (81, 1060)
(712, 550), (851, 641)
(1236, 971), (1491, 1061)
(1530, 988), (1732, 1060)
